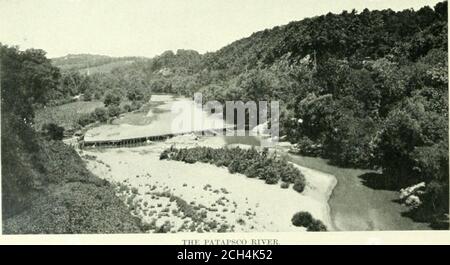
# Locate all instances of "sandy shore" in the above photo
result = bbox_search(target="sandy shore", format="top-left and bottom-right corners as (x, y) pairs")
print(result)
(81, 134), (337, 232)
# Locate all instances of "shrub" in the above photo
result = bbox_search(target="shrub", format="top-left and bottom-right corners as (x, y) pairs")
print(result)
(41, 123), (65, 140)
(291, 211), (327, 231)
(228, 160), (241, 174)
(123, 104), (132, 113)
(280, 182), (290, 189)
(295, 136), (323, 157)
(131, 100), (143, 111)
(159, 150), (169, 160)
(293, 177), (306, 193)
(291, 211), (314, 227)
(107, 105), (121, 118)
(83, 92), (92, 101)
(103, 92), (121, 107)
(307, 220), (327, 231)
(160, 146), (306, 192)
(77, 113), (95, 127)
(92, 107), (108, 122)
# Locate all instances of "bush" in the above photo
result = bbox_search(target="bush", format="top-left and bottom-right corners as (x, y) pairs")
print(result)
(280, 182), (290, 189)
(41, 123), (65, 140)
(107, 105), (121, 118)
(77, 113), (95, 127)
(295, 136), (323, 157)
(93, 107), (108, 122)
(131, 100), (143, 111)
(123, 104), (132, 113)
(83, 92), (92, 101)
(291, 211), (327, 231)
(160, 146), (306, 191)
(1, 122), (142, 233)
(307, 220), (328, 231)
(291, 211), (314, 227)
(159, 150), (169, 160)
(293, 177), (306, 193)
(103, 92), (121, 107)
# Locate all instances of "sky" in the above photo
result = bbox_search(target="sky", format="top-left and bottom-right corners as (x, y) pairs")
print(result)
(0, 0), (444, 58)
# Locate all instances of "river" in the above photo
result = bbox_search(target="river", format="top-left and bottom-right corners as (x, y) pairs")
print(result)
(84, 94), (431, 231)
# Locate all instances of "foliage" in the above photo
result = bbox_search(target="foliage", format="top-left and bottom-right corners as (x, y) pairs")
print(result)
(1, 44), (60, 123)
(160, 146), (306, 191)
(34, 101), (103, 132)
(291, 211), (327, 231)
(2, 120), (143, 233)
(4, 1), (447, 228)
(107, 105), (121, 118)
(92, 107), (108, 122)
(1, 44), (142, 233)
(104, 91), (121, 107)
(41, 123), (64, 140)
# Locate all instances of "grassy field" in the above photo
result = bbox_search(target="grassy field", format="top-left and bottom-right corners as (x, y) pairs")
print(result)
(286, 154), (431, 231)
(111, 100), (165, 126)
(34, 101), (104, 132)
(77, 60), (136, 74)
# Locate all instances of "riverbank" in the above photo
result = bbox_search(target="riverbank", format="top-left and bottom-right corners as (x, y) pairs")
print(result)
(78, 90), (432, 232)
(286, 155), (432, 231)
(81, 134), (337, 232)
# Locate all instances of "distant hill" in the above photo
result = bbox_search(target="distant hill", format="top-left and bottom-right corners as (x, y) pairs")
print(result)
(51, 53), (148, 74)
(200, 2), (448, 76)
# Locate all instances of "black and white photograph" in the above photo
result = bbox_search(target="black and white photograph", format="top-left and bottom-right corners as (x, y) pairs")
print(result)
(0, 0), (448, 238)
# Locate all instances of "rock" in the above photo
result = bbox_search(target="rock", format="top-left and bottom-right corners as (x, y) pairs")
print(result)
(405, 195), (422, 208)
(399, 182), (426, 208)
(399, 182), (426, 200)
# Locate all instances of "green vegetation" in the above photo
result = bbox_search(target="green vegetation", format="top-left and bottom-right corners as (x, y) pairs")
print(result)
(2, 1), (447, 230)
(51, 54), (142, 73)
(291, 211), (327, 231)
(54, 3), (446, 225)
(46, 55), (151, 107)
(34, 101), (104, 133)
(287, 154), (436, 230)
(34, 97), (143, 134)
(146, 2), (446, 228)
(1, 44), (142, 233)
(160, 146), (306, 191)
(41, 123), (65, 141)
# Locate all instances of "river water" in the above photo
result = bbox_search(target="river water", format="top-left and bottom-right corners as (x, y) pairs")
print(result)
(219, 135), (430, 231)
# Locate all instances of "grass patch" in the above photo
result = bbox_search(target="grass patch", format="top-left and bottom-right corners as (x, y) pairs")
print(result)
(34, 101), (104, 132)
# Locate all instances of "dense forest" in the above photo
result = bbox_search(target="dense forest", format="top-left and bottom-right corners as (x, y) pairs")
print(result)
(1, 1), (448, 230)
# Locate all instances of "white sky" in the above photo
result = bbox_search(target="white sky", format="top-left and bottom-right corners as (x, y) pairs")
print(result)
(0, 0), (444, 58)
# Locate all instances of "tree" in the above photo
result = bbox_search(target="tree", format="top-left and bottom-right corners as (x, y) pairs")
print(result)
(1, 44), (60, 123)
(93, 107), (108, 122)
(127, 88), (144, 101)
(83, 91), (92, 101)
(374, 100), (425, 186)
(107, 105), (121, 118)
(103, 91), (121, 107)
(41, 123), (65, 140)
(293, 177), (306, 193)
(78, 113), (95, 127)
